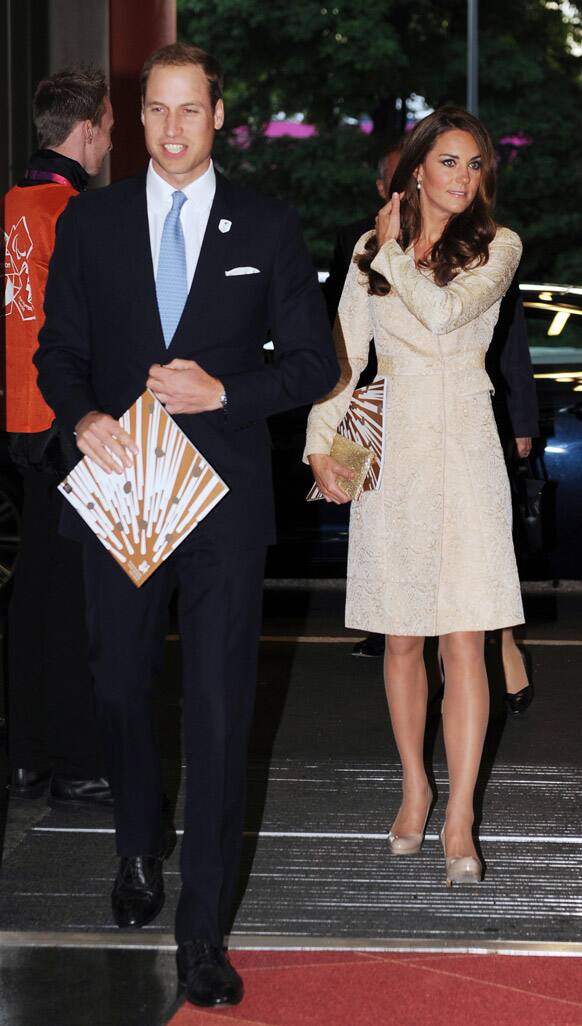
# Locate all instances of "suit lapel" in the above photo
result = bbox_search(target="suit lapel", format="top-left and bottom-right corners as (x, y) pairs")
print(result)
(122, 176), (167, 357)
(168, 172), (233, 355)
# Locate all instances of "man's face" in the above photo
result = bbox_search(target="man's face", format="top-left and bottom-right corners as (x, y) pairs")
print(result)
(141, 64), (224, 188)
(376, 149), (401, 201)
(85, 96), (114, 176)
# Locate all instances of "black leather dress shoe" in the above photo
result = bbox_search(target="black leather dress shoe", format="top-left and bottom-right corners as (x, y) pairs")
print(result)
(112, 855), (165, 928)
(176, 941), (243, 1007)
(9, 768), (51, 799)
(48, 775), (113, 807)
(351, 632), (385, 658)
(111, 828), (175, 929)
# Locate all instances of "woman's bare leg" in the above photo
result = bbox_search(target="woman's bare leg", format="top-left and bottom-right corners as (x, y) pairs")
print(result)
(501, 627), (528, 694)
(384, 635), (430, 834)
(439, 630), (489, 860)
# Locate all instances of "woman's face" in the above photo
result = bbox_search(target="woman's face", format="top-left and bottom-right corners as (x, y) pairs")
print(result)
(416, 128), (482, 221)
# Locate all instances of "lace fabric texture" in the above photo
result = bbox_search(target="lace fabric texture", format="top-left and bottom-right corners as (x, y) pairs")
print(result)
(304, 227), (525, 636)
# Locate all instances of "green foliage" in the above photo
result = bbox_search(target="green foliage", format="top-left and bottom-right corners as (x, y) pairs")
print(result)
(212, 128), (378, 266)
(179, 0), (415, 127)
(178, 0), (582, 282)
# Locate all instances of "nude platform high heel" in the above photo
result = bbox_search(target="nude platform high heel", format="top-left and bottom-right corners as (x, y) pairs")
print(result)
(440, 827), (482, 886)
(388, 790), (433, 855)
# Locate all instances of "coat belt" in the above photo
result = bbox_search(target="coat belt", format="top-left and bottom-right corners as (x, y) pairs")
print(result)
(377, 351), (486, 376)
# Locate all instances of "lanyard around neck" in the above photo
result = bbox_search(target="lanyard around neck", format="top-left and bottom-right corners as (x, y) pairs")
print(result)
(23, 169), (73, 187)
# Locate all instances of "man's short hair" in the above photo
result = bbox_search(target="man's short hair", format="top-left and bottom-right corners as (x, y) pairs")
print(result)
(376, 140), (405, 179)
(33, 67), (108, 150)
(140, 43), (223, 110)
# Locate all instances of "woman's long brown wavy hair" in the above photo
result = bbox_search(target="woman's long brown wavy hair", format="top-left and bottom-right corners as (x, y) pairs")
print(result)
(357, 107), (497, 296)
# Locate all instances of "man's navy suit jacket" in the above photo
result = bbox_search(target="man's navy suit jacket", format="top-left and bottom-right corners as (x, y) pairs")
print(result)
(323, 217), (539, 442)
(35, 170), (339, 550)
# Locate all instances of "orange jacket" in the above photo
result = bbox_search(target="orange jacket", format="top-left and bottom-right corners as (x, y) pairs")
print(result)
(2, 182), (76, 432)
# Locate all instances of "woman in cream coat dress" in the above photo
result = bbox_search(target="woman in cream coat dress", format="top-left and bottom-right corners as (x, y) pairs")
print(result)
(305, 108), (523, 884)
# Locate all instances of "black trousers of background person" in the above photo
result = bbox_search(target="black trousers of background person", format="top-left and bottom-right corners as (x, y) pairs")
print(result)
(83, 538), (267, 946)
(7, 457), (104, 778)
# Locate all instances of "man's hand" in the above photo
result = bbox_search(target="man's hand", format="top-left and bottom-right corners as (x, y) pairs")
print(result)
(147, 359), (224, 414)
(74, 411), (139, 475)
(375, 191), (404, 248)
(515, 436), (532, 458)
(308, 453), (354, 504)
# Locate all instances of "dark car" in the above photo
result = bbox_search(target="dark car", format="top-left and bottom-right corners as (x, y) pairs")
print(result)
(266, 282), (582, 581)
(521, 283), (582, 579)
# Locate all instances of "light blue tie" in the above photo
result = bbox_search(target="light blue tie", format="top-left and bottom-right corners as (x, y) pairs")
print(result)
(156, 190), (188, 347)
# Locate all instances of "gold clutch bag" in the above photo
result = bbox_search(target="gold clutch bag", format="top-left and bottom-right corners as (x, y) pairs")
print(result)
(328, 433), (373, 501)
(306, 374), (387, 503)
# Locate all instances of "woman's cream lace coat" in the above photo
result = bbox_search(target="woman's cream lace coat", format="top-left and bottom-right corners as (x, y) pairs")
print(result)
(305, 228), (525, 636)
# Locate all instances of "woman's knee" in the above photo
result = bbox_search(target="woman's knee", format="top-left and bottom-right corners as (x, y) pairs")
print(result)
(386, 635), (424, 659)
(440, 631), (485, 670)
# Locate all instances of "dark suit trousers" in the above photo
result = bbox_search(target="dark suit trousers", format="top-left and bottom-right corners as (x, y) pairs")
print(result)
(83, 539), (266, 946)
(7, 464), (104, 778)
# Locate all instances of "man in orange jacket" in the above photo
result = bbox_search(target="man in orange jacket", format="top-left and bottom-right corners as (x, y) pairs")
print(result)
(2, 67), (114, 804)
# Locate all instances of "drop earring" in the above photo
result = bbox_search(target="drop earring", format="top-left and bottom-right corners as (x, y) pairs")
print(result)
(417, 180), (422, 191)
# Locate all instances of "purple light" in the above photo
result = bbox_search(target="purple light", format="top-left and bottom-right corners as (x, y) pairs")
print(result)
(499, 133), (532, 147)
(265, 122), (317, 138)
(230, 117), (377, 147)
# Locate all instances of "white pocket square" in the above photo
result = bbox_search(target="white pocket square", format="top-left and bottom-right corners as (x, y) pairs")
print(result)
(224, 266), (261, 277)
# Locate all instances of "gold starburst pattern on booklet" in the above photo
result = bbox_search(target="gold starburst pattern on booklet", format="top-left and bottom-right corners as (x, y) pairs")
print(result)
(59, 390), (229, 586)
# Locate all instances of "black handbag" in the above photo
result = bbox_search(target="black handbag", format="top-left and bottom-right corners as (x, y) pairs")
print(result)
(510, 457), (545, 557)
(8, 422), (79, 479)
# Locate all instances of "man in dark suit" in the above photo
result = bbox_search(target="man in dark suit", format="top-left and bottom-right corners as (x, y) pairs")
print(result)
(323, 144), (402, 328)
(323, 154), (539, 666)
(35, 43), (338, 1008)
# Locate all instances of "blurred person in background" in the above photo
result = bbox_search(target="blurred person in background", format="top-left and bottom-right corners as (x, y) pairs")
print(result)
(488, 287), (538, 713)
(323, 144), (403, 326)
(2, 67), (113, 806)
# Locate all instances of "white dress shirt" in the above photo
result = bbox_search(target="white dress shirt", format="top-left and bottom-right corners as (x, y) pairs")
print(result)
(146, 159), (216, 291)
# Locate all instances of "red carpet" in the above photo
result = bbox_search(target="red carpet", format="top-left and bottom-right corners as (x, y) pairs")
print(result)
(166, 950), (582, 1026)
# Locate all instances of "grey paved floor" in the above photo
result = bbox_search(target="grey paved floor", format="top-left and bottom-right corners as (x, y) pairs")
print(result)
(1, 589), (581, 949)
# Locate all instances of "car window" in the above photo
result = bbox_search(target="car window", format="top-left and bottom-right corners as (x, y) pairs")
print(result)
(522, 290), (582, 364)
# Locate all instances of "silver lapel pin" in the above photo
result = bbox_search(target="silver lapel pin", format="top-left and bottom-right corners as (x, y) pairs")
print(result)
(218, 219), (232, 234)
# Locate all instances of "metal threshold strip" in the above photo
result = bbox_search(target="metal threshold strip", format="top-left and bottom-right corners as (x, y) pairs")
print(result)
(30, 827), (582, 843)
(1, 931), (582, 957)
